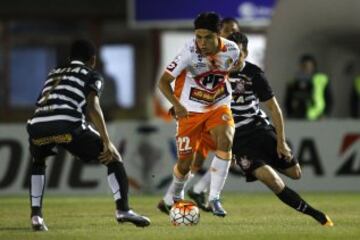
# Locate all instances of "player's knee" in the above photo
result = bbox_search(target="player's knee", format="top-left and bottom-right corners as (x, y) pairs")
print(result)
(190, 165), (201, 174)
(212, 126), (234, 152)
(102, 157), (122, 166)
(32, 157), (46, 166)
(176, 160), (192, 176)
(31, 158), (46, 175)
(193, 153), (205, 168)
(217, 135), (233, 152)
(216, 150), (232, 160)
(289, 167), (302, 180)
(191, 159), (204, 174)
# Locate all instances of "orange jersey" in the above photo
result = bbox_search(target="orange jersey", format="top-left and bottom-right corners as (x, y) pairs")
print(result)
(165, 37), (240, 113)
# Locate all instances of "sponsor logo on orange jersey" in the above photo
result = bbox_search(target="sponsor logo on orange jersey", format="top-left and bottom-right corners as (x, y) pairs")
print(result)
(189, 86), (229, 105)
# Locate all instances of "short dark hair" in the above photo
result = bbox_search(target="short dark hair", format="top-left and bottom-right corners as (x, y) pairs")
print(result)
(194, 12), (221, 33)
(220, 17), (240, 29)
(70, 39), (96, 62)
(227, 32), (248, 51)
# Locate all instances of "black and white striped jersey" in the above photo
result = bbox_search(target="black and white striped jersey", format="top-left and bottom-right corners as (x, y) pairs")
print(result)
(229, 61), (274, 131)
(28, 60), (104, 126)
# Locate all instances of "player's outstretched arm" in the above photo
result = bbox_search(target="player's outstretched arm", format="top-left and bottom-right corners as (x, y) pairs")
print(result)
(264, 96), (292, 161)
(158, 72), (188, 118)
(87, 91), (120, 164)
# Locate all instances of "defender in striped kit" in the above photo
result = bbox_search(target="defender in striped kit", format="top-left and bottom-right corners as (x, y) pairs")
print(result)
(187, 32), (333, 226)
(27, 40), (150, 231)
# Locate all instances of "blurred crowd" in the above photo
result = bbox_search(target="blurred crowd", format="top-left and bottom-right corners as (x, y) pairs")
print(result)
(285, 54), (360, 120)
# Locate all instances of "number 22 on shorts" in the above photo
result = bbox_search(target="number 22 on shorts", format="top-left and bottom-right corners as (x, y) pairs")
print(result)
(177, 136), (192, 153)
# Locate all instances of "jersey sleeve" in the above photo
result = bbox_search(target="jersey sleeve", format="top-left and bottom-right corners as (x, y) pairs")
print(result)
(86, 71), (104, 97)
(253, 71), (274, 102)
(165, 44), (191, 78)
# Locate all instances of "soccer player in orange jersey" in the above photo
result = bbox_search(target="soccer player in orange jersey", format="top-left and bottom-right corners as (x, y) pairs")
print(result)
(158, 12), (240, 217)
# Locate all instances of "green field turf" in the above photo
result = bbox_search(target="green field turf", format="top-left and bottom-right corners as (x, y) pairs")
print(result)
(0, 193), (359, 240)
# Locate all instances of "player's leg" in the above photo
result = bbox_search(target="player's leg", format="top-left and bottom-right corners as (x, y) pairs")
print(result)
(29, 154), (49, 232)
(281, 163), (302, 180)
(158, 113), (204, 213)
(158, 144), (206, 214)
(253, 165), (333, 226)
(158, 163), (196, 214)
(107, 159), (150, 227)
(206, 107), (235, 217)
(158, 181), (176, 214)
(263, 128), (302, 180)
(65, 126), (150, 227)
(253, 127), (333, 226)
(171, 113), (204, 202)
(172, 155), (194, 201)
(188, 150), (211, 210)
(27, 124), (59, 231)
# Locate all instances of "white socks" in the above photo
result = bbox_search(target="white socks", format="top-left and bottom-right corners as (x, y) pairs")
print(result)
(31, 175), (45, 207)
(208, 156), (231, 201)
(163, 173), (194, 205)
(163, 156), (230, 204)
(163, 180), (176, 205)
(193, 170), (211, 194)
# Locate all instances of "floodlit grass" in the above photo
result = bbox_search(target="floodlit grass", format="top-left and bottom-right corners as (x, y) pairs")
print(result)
(0, 193), (359, 240)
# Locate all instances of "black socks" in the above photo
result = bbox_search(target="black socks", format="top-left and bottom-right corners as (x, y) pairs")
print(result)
(107, 161), (129, 211)
(277, 186), (327, 224)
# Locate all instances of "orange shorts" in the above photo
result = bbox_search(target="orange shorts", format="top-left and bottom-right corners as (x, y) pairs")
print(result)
(176, 105), (234, 160)
(196, 140), (211, 159)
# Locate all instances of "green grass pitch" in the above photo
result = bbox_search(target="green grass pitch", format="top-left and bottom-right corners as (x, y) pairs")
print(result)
(1, 193), (359, 240)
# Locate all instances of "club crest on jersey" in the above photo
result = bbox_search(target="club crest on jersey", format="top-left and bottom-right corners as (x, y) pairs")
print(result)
(233, 79), (245, 94)
(239, 156), (251, 170)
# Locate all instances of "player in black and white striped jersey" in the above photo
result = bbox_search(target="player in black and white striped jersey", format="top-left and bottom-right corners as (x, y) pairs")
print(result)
(27, 39), (150, 231)
(187, 32), (333, 226)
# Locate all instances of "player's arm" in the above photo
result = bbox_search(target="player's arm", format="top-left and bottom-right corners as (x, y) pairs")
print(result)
(158, 42), (191, 119)
(86, 72), (120, 164)
(87, 92), (120, 164)
(87, 92), (110, 143)
(254, 70), (292, 161)
(158, 71), (177, 106)
(158, 72), (187, 118)
(158, 71), (188, 118)
(263, 97), (292, 161)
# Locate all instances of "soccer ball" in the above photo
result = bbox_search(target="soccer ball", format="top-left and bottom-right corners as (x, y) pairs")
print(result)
(169, 200), (200, 226)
